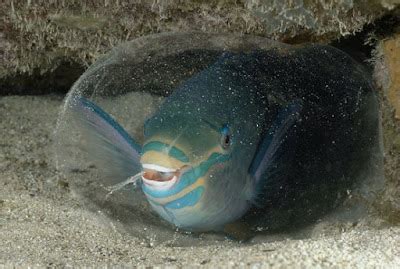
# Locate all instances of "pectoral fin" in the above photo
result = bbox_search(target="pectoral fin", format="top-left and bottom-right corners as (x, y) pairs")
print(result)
(249, 101), (302, 205)
(70, 96), (142, 185)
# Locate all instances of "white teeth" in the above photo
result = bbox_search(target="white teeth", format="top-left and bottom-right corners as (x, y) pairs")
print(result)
(142, 163), (177, 173)
(142, 175), (178, 190)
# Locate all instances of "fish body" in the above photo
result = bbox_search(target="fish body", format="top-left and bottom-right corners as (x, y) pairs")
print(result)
(140, 52), (275, 230)
(71, 45), (377, 232)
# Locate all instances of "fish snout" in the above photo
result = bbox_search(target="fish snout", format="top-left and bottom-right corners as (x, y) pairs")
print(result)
(140, 139), (192, 190)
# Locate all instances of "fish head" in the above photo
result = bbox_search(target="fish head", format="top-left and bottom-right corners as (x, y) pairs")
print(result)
(139, 112), (255, 230)
(140, 113), (234, 191)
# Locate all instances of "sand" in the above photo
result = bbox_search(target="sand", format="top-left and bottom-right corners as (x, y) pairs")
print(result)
(1, 95), (400, 268)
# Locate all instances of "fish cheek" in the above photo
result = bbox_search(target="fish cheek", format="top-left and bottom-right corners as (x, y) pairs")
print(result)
(206, 162), (230, 187)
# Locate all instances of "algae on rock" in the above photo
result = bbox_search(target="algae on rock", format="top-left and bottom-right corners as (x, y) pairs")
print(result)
(1, 0), (399, 86)
(372, 32), (400, 223)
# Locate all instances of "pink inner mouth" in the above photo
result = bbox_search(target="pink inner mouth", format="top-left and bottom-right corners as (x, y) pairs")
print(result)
(142, 170), (177, 182)
(141, 165), (190, 183)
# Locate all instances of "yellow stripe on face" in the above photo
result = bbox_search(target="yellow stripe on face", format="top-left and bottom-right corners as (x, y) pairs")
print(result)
(140, 132), (226, 170)
(141, 139), (228, 208)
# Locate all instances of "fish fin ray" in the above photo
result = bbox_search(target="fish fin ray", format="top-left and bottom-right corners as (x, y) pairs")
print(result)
(249, 101), (302, 206)
(70, 96), (142, 184)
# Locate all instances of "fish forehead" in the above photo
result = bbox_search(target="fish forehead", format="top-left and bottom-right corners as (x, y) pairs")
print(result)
(142, 51), (269, 168)
(151, 52), (269, 125)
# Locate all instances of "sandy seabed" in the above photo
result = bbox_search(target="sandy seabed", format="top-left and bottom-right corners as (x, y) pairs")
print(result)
(1, 95), (399, 268)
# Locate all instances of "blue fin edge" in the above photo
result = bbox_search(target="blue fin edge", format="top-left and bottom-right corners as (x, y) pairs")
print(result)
(74, 96), (142, 154)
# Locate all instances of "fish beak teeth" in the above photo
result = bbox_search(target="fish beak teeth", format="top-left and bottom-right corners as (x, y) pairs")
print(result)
(141, 164), (177, 173)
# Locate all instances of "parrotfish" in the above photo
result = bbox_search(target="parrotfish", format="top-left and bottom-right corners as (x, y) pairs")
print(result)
(70, 45), (377, 234)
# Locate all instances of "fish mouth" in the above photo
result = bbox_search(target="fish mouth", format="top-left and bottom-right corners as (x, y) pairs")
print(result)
(141, 164), (188, 189)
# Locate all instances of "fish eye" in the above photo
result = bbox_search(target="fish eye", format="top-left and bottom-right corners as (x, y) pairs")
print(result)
(220, 125), (231, 150)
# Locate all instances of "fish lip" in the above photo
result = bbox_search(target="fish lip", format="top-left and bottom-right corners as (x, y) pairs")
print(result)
(142, 164), (177, 173)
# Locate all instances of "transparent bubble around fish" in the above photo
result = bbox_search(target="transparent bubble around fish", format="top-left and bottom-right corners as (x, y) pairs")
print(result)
(54, 32), (384, 244)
